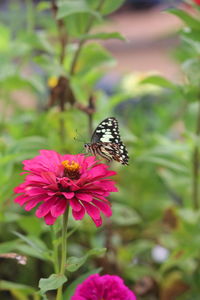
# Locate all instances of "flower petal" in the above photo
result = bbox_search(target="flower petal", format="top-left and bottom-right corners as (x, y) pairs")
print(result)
(14, 195), (29, 205)
(40, 150), (63, 166)
(70, 198), (82, 211)
(25, 198), (42, 211)
(92, 199), (112, 217)
(26, 174), (48, 184)
(76, 193), (93, 202)
(80, 187), (106, 196)
(26, 187), (45, 196)
(91, 195), (109, 203)
(62, 192), (74, 199)
(44, 213), (57, 225)
(84, 155), (97, 167)
(100, 180), (118, 192)
(92, 218), (102, 227)
(87, 165), (116, 181)
(71, 274), (137, 300)
(40, 172), (57, 184)
(83, 202), (100, 220)
(51, 199), (67, 218)
(36, 198), (57, 218)
(72, 205), (85, 220)
(82, 202), (102, 227)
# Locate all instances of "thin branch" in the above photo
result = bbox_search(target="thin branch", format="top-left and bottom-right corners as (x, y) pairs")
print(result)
(74, 102), (95, 115)
(51, 0), (68, 65)
(50, 0), (102, 141)
(69, 0), (106, 75)
(51, 0), (69, 142)
(88, 95), (95, 136)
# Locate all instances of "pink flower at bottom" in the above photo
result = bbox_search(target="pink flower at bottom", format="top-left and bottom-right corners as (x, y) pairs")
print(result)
(71, 274), (137, 300)
(14, 150), (118, 226)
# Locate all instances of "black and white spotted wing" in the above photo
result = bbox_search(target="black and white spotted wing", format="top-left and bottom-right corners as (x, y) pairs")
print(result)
(84, 117), (129, 165)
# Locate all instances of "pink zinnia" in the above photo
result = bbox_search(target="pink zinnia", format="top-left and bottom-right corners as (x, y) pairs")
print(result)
(71, 274), (137, 300)
(14, 150), (117, 226)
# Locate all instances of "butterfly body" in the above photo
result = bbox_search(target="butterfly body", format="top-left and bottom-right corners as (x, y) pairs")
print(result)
(84, 117), (129, 165)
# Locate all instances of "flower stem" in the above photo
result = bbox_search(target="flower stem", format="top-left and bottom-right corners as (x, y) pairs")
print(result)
(56, 205), (69, 300)
(51, 226), (59, 274)
(192, 98), (200, 210)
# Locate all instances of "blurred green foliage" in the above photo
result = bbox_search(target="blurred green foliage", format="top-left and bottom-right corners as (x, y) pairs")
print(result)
(1, 0), (200, 299)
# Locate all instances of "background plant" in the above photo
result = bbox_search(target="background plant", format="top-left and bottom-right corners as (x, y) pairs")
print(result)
(1, 0), (200, 299)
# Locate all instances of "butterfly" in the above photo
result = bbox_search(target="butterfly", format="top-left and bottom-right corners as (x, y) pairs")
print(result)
(84, 117), (129, 165)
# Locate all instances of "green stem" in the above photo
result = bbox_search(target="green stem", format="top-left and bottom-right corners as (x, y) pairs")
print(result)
(56, 205), (69, 300)
(192, 98), (200, 210)
(51, 226), (59, 274)
(69, 0), (106, 75)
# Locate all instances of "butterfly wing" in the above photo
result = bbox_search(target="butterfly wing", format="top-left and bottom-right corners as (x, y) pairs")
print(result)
(91, 117), (129, 165)
(114, 141), (129, 165)
(91, 117), (119, 143)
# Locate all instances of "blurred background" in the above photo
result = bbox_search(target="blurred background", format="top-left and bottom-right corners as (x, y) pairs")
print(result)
(1, 0), (200, 300)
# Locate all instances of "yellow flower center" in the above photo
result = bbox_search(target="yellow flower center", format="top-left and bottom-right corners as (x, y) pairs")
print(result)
(48, 76), (58, 88)
(61, 160), (80, 180)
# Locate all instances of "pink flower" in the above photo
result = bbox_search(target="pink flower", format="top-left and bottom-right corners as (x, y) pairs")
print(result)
(14, 150), (117, 226)
(71, 274), (137, 300)
(193, 0), (200, 5)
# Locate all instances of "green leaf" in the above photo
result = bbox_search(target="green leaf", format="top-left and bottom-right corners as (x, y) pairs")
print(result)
(0, 63), (15, 82)
(168, 8), (200, 30)
(66, 248), (106, 272)
(12, 232), (51, 260)
(12, 232), (47, 254)
(178, 208), (200, 224)
(182, 28), (200, 42)
(139, 156), (188, 173)
(112, 203), (142, 226)
(0, 24), (11, 52)
(26, 76), (46, 94)
(17, 216), (44, 237)
(40, 293), (48, 300)
(69, 43), (114, 75)
(15, 244), (49, 261)
(1, 212), (20, 223)
(182, 35), (200, 57)
(101, 0), (125, 15)
(57, 0), (101, 20)
(0, 75), (32, 90)
(141, 75), (179, 90)
(0, 280), (35, 295)
(108, 93), (130, 109)
(66, 256), (86, 272)
(182, 58), (200, 85)
(64, 268), (102, 300)
(39, 274), (67, 294)
(0, 240), (20, 254)
(125, 265), (154, 281)
(87, 247), (106, 256)
(9, 290), (28, 300)
(80, 31), (125, 41)
(37, 1), (51, 11)
(36, 32), (54, 54)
